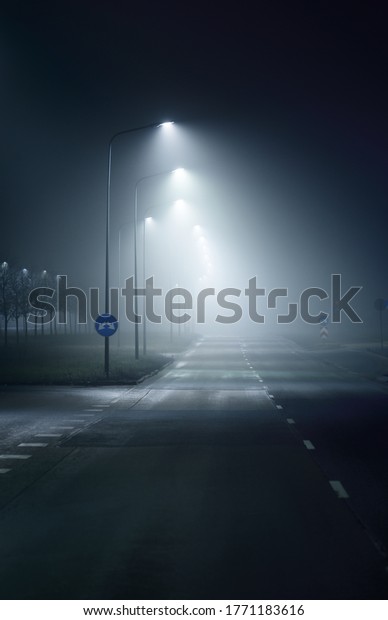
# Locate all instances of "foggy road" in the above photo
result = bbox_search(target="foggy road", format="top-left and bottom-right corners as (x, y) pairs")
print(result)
(0, 338), (387, 599)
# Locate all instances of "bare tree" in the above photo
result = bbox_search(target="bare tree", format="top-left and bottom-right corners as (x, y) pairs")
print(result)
(19, 268), (32, 341)
(0, 262), (12, 346)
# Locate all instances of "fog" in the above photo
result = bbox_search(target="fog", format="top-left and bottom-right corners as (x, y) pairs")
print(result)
(1, 4), (387, 345)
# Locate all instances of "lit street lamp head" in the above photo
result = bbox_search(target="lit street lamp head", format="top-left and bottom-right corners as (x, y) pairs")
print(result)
(158, 121), (175, 128)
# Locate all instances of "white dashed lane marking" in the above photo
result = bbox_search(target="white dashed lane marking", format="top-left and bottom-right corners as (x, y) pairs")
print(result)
(0, 454), (31, 460)
(53, 426), (74, 430)
(35, 434), (62, 438)
(63, 419), (88, 423)
(287, 418), (296, 424)
(276, 405), (283, 410)
(303, 440), (315, 450)
(18, 443), (48, 448)
(330, 480), (349, 499)
(0, 468), (11, 474)
(83, 409), (101, 412)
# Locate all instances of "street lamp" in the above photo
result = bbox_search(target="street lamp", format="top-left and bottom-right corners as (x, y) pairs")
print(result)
(133, 168), (184, 360)
(104, 121), (174, 377)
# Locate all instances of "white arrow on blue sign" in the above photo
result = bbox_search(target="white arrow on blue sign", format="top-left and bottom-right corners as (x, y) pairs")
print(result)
(95, 314), (118, 337)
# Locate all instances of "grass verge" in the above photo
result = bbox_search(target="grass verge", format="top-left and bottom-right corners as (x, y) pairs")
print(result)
(0, 333), (192, 385)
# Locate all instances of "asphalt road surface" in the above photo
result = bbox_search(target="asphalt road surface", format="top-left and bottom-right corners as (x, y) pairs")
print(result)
(0, 337), (387, 599)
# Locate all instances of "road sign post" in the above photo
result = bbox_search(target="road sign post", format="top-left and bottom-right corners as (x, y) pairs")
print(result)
(95, 315), (118, 378)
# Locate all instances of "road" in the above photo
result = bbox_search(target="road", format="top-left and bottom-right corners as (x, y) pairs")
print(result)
(0, 337), (387, 599)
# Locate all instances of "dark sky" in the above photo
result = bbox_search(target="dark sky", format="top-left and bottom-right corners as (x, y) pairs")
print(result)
(1, 1), (388, 327)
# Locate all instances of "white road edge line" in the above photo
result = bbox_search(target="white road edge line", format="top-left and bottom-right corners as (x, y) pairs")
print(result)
(329, 480), (349, 499)
(303, 440), (315, 450)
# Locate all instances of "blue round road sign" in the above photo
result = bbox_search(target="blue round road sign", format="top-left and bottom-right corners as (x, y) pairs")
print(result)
(95, 314), (118, 337)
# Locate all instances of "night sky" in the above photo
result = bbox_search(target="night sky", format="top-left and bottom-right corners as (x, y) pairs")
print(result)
(1, 2), (388, 330)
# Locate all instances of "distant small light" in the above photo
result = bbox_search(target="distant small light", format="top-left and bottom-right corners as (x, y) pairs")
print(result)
(145, 216), (153, 223)
(1, 261), (8, 269)
(22, 268), (28, 275)
(172, 167), (185, 174)
(174, 199), (186, 208)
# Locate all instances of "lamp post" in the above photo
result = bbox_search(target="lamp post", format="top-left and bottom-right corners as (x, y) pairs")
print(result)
(117, 221), (131, 348)
(133, 168), (184, 360)
(41, 270), (47, 336)
(104, 121), (174, 377)
(142, 214), (153, 355)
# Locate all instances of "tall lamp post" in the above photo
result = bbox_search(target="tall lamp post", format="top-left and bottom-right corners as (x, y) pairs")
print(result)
(142, 212), (153, 356)
(104, 121), (174, 378)
(41, 270), (48, 336)
(133, 168), (184, 359)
